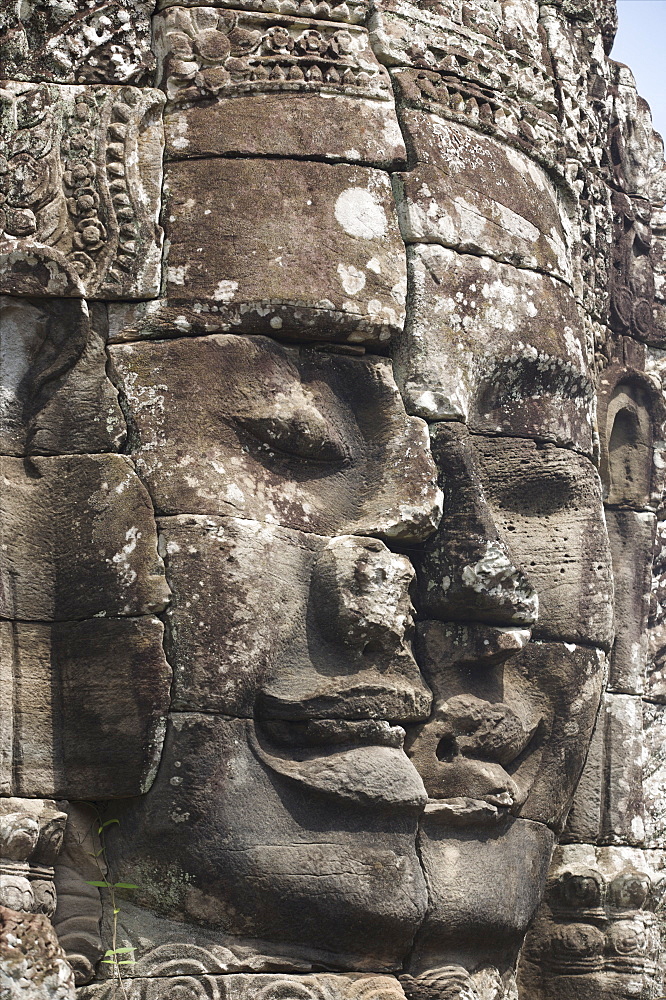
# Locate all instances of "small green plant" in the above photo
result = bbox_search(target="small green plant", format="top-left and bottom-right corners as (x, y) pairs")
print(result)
(84, 808), (139, 999)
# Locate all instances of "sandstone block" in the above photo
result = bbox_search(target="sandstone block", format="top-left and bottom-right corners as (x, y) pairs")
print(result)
(395, 244), (594, 454)
(159, 514), (430, 720)
(107, 714), (428, 969)
(643, 700), (666, 849)
(393, 111), (571, 280)
(0, 617), (171, 798)
(606, 510), (655, 695)
(0, 454), (168, 620)
(0, 296), (125, 456)
(165, 94), (406, 167)
(566, 693), (646, 846)
(160, 159), (407, 343)
(408, 816), (554, 976)
(417, 427), (614, 649)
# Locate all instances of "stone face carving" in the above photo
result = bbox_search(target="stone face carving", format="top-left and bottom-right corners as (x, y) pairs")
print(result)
(2, 0), (666, 998)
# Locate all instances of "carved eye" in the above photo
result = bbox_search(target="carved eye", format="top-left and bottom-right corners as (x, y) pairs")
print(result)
(238, 412), (349, 464)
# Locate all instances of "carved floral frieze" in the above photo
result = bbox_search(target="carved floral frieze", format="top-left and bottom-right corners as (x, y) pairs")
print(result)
(0, 0), (155, 85)
(154, 7), (391, 103)
(0, 82), (164, 299)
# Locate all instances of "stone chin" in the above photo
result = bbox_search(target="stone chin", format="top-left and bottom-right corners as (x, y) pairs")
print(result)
(106, 715), (429, 972)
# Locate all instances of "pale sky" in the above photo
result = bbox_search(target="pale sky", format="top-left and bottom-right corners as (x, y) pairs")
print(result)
(614, 0), (666, 140)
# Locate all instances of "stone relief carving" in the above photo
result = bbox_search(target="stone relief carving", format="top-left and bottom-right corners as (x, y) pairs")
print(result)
(2, 0), (666, 998)
(0, 83), (164, 298)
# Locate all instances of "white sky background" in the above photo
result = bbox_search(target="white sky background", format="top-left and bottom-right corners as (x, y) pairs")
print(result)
(613, 0), (666, 140)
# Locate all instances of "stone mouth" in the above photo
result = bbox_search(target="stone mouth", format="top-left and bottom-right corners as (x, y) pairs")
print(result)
(250, 719), (427, 810)
(257, 717), (407, 749)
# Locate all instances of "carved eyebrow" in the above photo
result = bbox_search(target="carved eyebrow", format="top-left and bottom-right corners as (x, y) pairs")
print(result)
(476, 353), (595, 407)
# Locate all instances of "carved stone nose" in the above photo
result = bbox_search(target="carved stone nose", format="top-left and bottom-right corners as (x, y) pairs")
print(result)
(416, 423), (539, 626)
(313, 535), (417, 655)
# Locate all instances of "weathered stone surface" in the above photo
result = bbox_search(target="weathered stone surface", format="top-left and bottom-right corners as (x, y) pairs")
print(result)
(416, 426), (614, 649)
(110, 334), (441, 540)
(643, 701), (666, 849)
(159, 159), (407, 343)
(407, 816), (554, 977)
(566, 693), (645, 847)
(0, 905), (74, 999)
(154, 9), (391, 104)
(0, 454), (168, 620)
(395, 245), (594, 453)
(0, 798), (66, 918)
(0, 617), (171, 798)
(606, 510), (655, 695)
(0, 296), (125, 456)
(412, 627), (606, 830)
(0, 83), (164, 299)
(159, 514), (430, 719)
(393, 111), (571, 280)
(81, 972), (407, 999)
(107, 714), (428, 970)
(0, 0), (664, 994)
(157, 0), (367, 19)
(598, 366), (666, 510)
(648, 515), (666, 701)
(164, 94), (406, 167)
(369, 0), (552, 111)
(0, 1), (154, 84)
(52, 804), (104, 986)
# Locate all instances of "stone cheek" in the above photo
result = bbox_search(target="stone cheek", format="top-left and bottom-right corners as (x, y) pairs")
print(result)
(413, 628), (606, 830)
(110, 334), (441, 541)
(159, 159), (407, 344)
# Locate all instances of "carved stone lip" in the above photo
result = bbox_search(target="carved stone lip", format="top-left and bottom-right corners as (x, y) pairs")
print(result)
(256, 680), (432, 725)
(249, 721), (428, 810)
(257, 717), (407, 748)
(422, 795), (514, 828)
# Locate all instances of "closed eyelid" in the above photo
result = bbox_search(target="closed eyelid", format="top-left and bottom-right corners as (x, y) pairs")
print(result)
(236, 391), (350, 463)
